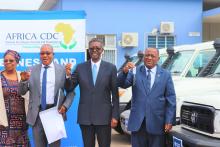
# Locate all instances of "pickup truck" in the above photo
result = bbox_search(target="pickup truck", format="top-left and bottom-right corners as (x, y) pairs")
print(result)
(167, 38), (220, 147)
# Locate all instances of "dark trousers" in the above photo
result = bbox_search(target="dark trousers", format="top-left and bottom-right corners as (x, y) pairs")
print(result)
(131, 119), (165, 147)
(32, 115), (60, 147)
(80, 124), (111, 147)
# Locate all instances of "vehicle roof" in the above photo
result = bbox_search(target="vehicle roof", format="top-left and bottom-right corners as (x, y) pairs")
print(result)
(174, 41), (215, 53)
(129, 41), (215, 58)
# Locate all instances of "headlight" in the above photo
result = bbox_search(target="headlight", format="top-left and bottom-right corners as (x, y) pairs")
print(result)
(214, 110), (220, 133)
(176, 97), (183, 118)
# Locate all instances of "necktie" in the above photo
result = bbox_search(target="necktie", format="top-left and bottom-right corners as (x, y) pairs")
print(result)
(147, 69), (151, 93)
(41, 66), (48, 110)
(92, 64), (97, 85)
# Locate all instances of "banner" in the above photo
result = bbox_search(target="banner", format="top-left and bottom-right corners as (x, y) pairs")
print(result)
(0, 11), (86, 70)
(0, 11), (86, 147)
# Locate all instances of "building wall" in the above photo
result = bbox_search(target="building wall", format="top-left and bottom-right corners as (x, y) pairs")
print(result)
(203, 23), (220, 41)
(57, 0), (203, 67)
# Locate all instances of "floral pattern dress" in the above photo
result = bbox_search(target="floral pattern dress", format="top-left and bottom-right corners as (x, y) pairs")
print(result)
(0, 73), (29, 147)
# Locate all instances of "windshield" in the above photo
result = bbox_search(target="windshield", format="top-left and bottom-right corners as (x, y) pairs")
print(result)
(167, 50), (194, 76)
(209, 59), (220, 77)
(158, 54), (168, 65)
(186, 50), (215, 77)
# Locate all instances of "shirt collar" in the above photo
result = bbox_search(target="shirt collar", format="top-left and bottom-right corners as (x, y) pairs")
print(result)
(91, 59), (101, 67)
(145, 65), (157, 74)
(42, 62), (54, 68)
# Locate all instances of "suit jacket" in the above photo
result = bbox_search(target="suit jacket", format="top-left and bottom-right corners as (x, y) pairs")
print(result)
(65, 60), (119, 125)
(18, 62), (75, 126)
(118, 65), (176, 135)
(0, 71), (29, 127)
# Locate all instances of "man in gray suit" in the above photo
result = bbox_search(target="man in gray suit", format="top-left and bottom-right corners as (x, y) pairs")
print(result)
(19, 44), (74, 147)
(65, 38), (119, 147)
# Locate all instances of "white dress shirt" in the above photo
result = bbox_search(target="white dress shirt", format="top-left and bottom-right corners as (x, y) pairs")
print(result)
(40, 62), (55, 104)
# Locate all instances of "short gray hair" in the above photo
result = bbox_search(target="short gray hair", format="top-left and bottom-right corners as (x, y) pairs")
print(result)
(40, 44), (54, 53)
(88, 38), (104, 49)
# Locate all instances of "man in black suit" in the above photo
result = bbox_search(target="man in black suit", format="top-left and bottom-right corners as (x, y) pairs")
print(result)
(65, 38), (119, 147)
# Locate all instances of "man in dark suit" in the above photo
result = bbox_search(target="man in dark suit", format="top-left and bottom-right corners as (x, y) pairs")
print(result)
(19, 44), (75, 147)
(118, 48), (176, 147)
(65, 38), (119, 147)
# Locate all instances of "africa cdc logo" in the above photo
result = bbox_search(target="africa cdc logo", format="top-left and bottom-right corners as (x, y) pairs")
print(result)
(55, 23), (77, 50)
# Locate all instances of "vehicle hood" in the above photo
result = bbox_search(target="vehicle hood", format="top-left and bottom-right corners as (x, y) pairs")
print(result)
(183, 92), (220, 109)
(174, 77), (220, 97)
(174, 77), (220, 109)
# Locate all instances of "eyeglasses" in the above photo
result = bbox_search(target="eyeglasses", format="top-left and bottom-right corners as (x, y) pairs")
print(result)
(89, 47), (103, 52)
(4, 59), (15, 63)
(40, 52), (53, 56)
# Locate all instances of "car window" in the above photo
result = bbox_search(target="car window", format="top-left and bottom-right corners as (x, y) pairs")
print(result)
(213, 62), (220, 75)
(209, 59), (220, 77)
(167, 50), (194, 76)
(186, 50), (215, 77)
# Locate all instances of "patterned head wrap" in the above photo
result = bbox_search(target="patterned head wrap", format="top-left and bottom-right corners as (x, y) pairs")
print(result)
(4, 49), (21, 63)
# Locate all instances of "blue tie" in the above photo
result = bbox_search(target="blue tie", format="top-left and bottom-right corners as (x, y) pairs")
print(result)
(92, 64), (97, 85)
(147, 69), (151, 93)
(41, 66), (48, 110)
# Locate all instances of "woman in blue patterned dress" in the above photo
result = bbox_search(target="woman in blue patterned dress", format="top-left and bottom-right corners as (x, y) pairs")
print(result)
(0, 50), (30, 147)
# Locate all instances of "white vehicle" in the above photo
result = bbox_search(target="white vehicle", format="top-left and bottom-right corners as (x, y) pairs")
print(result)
(119, 40), (218, 135)
(167, 39), (220, 147)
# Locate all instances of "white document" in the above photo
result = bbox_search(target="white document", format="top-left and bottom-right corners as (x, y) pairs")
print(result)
(39, 89), (67, 144)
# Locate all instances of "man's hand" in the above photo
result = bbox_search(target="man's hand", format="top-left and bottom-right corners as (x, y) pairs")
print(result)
(165, 123), (172, 133)
(123, 62), (135, 74)
(111, 118), (118, 128)
(58, 105), (67, 114)
(65, 63), (72, 77)
(20, 71), (30, 81)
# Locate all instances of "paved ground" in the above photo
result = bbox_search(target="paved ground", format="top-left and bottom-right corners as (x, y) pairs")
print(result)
(96, 129), (131, 147)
